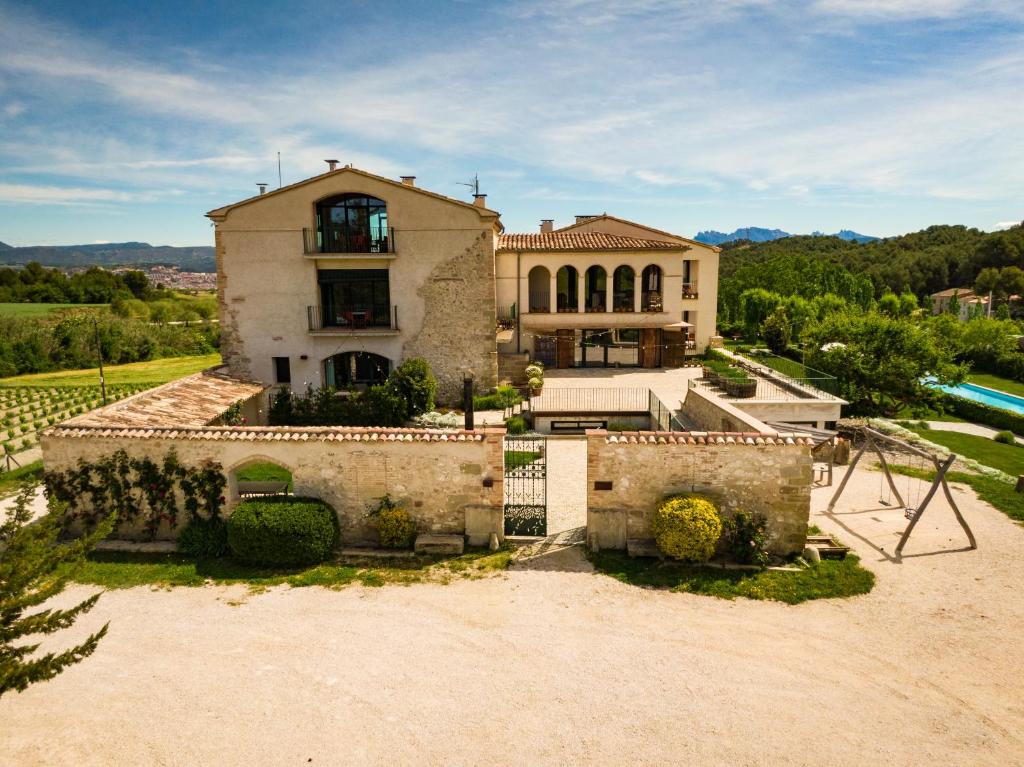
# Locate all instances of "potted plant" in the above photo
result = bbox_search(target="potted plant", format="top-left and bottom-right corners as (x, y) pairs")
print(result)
(724, 375), (758, 398)
(528, 376), (543, 396)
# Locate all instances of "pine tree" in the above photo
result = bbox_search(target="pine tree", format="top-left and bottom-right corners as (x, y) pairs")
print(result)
(0, 485), (113, 697)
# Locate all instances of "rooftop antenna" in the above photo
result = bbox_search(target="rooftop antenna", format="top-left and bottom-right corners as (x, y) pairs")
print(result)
(457, 173), (480, 198)
(277, 152), (282, 188)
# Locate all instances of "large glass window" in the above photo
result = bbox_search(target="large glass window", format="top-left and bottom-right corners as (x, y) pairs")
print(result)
(325, 352), (391, 388)
(318, 269), (391, 328)
(613, 266), (635, 312)
(316, 194), (389, 253)
(556, 266), (579, 312)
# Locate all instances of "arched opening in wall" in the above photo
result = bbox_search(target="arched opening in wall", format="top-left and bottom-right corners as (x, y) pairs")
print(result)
(641, 265), (663, 311)
(528, 266), (551, 313)
(232, 458), (294, 499)
(613, 266), (635, 312)
(325, 351), (391, 390)
(556, 266), (579, 312)
(585, 266), (606, 312)
(315, 193), (390, 253)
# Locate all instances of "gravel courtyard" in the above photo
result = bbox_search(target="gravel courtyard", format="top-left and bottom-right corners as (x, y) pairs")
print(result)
(2, 467), (1023, 766)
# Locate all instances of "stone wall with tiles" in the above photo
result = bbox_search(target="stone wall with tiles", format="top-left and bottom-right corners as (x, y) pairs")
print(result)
(41, 426), (505, 546)
(680, 384), (772, 433)
(585, 430), (813, 555)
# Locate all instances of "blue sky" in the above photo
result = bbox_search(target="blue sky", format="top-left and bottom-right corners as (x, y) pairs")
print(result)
(0, 0), (1022, 247)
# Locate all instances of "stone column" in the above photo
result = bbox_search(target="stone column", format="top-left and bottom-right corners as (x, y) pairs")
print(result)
(634, 272), (642, 313)
(578, 269), (586, 313)
(605, 271), (613, 314)
(550, 270), (558, 313)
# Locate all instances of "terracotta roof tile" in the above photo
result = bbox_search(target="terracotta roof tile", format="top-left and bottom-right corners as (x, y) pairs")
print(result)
(63, 367), (266, 429)
(497, 232), (692, 252)
(601, 430), (812, 446)
(42, 424), (494, 443)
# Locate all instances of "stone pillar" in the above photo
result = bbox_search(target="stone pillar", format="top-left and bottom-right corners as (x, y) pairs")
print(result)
(578, 270), (586, 313)
(634, 275), (642, 313)
(550, 270), (558, 313)
(605, 272), (613, 314)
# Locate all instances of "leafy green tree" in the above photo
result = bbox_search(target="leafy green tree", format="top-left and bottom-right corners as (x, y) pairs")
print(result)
(761, 307), (791, 354)
(947, 291), (961, 318)
(740, 288), (782, 340)
(877, 291), (900, 317)
(975, 267), (1001, 297)
(898, 290), (918, 317)
(805, 311), (966, 415)
(1, 487), (113, 697)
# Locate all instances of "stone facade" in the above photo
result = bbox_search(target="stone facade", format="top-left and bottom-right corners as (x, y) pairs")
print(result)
(207, 167), (500, 404)
(585, 431), (813, 555)
(41, 426), (505, 545)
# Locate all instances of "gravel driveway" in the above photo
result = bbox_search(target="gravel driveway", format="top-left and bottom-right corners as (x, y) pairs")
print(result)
(1, 467), (1022, 766)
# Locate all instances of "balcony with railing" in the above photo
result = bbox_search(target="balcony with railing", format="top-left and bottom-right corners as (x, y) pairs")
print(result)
(307, 304), (399, 334)
(681, 283), (699, 300)
(303, 226), (395, 256)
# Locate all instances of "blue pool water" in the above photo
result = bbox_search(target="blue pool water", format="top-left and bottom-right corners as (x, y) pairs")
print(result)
(929, 381), (1024, 415)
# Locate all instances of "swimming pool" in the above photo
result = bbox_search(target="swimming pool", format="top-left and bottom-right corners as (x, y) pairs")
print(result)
(928, 380), (1024, 415)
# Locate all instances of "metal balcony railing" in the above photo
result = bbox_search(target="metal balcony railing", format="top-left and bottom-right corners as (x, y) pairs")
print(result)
(303, 226), (394, 255)
(681, 283), (699, 299)
(307, 305), (399, 331)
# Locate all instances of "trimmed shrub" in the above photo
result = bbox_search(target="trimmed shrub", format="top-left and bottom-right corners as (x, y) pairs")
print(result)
(941, 393), (1024, 436)
(994, 430), (1017, 445)
(371, 497), (417, 549)
(178, 517), (229, 558)
(722, 511), (769, 566)
(651, 495), (722, 562)
(505, 415), (528, 435)
(389, 357), (436, 416)
(227, 497), (338, 567)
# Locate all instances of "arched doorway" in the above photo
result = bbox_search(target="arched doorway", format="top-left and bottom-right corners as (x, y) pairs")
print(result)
(325, 351), (390, 389)
(585, 266), (606, 312)
(556, 266), (579, 312)
(528, 266), (551, 313)
(642, 265), (663, 311)
(613, 266), (635, 312)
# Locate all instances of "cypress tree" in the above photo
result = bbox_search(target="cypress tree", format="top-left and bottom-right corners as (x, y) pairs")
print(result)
(0, 485), (113, 697)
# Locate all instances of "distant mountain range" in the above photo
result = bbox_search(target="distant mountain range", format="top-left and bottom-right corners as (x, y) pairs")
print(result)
(0, 241), (216, 272)
(694, 227), (879, 246)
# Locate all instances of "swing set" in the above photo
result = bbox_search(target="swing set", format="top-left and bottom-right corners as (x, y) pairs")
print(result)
(827, 424), (977, 557)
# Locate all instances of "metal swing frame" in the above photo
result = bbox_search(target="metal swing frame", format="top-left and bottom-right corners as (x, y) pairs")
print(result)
(827, 425), (977, 556)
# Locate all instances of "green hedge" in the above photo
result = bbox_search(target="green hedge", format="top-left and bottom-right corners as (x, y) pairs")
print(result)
(941, 393), (1024, 436)
(227, 497), (338, 566)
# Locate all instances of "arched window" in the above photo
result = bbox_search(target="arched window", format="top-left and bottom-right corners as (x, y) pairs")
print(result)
(230, 458), (294, 500)
(556, 266), (579, 312)
(325, 351), (391, 388)
(585, 266), (607, 312)
(613, 266), (635, 312)
(316, 194), (389, 253)
(642, 265), (663, 311)
(528, 266), (551, 313)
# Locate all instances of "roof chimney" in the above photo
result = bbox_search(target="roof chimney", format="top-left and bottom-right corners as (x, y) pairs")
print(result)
(575, 214), (598, 224)
(474, 193), (487, 208)
(256, 183), (268, 195)
(325, 159), (340, 171)
(540, 219), (554, 233)
(400, 176), (416, 187)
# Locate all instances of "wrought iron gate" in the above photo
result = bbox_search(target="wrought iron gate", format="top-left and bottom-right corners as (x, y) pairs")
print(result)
(503, 435), (547, 536)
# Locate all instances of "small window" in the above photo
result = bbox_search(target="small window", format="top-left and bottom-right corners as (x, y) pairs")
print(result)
(273, 357), (291, 384)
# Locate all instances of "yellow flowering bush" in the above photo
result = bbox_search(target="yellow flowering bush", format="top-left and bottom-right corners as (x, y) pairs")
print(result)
(373, 496), (417, 549)
(651, 495), (722, 562)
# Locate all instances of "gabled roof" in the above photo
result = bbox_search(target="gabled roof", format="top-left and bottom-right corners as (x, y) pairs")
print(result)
(497, 232), (692, 253)
(553, 213), (720, 252)
(206, 166), (500, 221)
(930, 287), (976, 298)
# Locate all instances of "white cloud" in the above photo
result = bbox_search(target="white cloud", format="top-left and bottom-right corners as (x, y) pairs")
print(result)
(995, 221), (1022, 230)
(812, 0), (1024, 19)
(2, 102), (25, 118)
(0, 183), (159, 205)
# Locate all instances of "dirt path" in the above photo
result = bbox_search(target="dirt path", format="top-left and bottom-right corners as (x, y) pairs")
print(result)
(1, 467), (1022, 766)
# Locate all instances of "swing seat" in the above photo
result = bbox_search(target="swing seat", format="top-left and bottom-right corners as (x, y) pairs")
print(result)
(904, 507), (917, 521)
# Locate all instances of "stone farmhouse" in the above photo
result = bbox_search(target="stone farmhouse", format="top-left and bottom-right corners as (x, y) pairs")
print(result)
(206, 164), (721, 402)
(40, 163), (831, 558)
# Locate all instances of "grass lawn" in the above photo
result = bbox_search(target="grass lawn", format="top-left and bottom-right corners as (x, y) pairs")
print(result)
(504, 450), (541, 469)
(588, 550), (875, 604)
(236, 462), (292, 490)
(72, 547), (512, 591)
(0, 459), (43, 497)
(0, 353), (221, 387)
(967, 371), (1024, 399)
(892, 405), (965, 422)
(907, 426), (1024, 476)
(0, 302), (107, 318)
